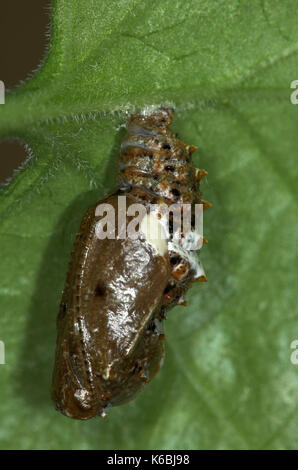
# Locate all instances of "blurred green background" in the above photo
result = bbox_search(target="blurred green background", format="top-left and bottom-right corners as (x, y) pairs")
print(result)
(0, 0), (297, 450)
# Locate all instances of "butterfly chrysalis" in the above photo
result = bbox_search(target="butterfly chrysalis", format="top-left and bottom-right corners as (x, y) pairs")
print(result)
(52, 108), (210, 419)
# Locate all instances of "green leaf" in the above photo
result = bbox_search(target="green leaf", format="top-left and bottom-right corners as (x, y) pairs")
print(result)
(0, 0), (297, 450)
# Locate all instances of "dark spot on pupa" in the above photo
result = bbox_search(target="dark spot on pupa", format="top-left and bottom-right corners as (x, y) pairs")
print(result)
(168, 215), (174, 234)
(165, 165), (174, 172)
(171, 188), (180, 198)
(94, 282), (106, 297)
(132, 361), (143, 375)
(162, 143), (171, 150)
(164, 284), (174, 294)
(60, 302), (67, 319)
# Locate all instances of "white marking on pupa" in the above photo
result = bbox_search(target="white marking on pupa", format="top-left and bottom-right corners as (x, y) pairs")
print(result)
(153, 318), (164, 335)
(102, 365), (111, 380)
(100, 403), (111, 418)
(168, 239), (206, 279)
(74, 388), (91, 409)
(140, 212), (168, 256)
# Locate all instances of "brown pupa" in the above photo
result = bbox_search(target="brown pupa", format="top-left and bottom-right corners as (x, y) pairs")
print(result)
(51, 108), (209, 419)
